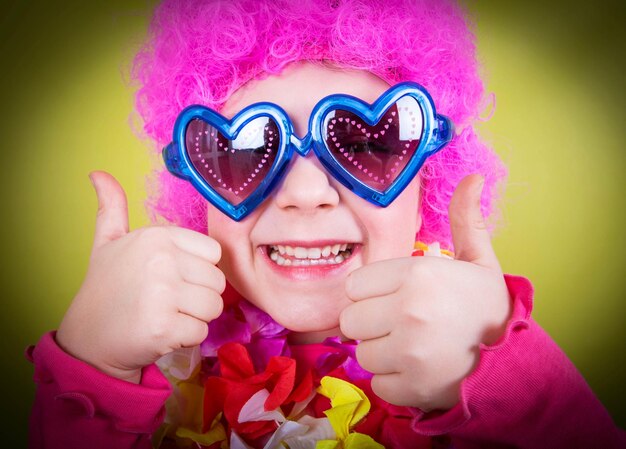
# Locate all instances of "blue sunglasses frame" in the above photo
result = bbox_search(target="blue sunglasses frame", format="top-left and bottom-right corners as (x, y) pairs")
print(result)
(163, 81), (454, 221)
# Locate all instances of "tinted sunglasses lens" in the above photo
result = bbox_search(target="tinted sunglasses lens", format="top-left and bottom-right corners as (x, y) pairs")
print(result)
(185, 117), (280, 205)
(324, 96), (423, 191)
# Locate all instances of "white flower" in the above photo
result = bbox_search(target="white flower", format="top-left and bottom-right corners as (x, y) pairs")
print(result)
(233, 389), (335, 449)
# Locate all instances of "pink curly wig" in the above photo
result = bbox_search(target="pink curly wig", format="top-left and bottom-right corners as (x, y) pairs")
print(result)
(132, 0), (506, 250)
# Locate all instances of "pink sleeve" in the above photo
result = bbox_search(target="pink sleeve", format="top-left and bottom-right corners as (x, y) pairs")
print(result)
(26, 331), (172, 449)
(411, 275), (626, 449)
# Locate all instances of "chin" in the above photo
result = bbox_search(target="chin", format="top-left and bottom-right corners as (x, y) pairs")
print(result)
(276, 313), (340, 333)
(254, 291), (346, 333)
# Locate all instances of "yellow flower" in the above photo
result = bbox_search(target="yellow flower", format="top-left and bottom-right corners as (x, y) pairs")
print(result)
(315, 377), (384, 449)
(175, 382), (227, 446)
(153, 381), (227, 448)
(316, 433), (383, 449)
(176, 421), (226, 447)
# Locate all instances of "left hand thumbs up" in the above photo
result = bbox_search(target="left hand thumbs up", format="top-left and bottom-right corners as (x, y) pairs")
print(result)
(340, 174), (512, 411)
(448, 174), (501, 271)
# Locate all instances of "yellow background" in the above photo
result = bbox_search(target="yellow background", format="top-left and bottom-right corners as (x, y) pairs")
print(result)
(1, 0), (624, 445)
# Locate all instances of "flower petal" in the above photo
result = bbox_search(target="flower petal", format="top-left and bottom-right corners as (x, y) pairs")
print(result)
(284, 416), (336, 449)
(156, 346), (201, 381)
(288, 390), (317, 419)
(317, 377), (371, 439)
(218, 343), (256, 379)
(240, 300), (287, 338)
(176, 423), (227, 446)
(230, 431), (254, 449)
(315, 441), (339, 449)
(201, 308), (251, 357)
(344, 432), (384, 449)
(263, 357), (296, 411)
(263, 420), (310, 449)
(177, 382), (205, 429)
(239, 389), (286, 424)
(247, 337), (289, 372)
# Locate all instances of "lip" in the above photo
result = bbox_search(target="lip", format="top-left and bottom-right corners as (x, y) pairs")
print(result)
(258, 241), (361, 281)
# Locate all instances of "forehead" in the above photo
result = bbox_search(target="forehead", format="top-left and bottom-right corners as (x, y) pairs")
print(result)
(220, 61), (390, 121)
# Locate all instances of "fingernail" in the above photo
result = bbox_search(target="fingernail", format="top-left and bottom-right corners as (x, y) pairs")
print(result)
(88, 173), (100, 197)
(476, 176), (485, 212)
(477, 175), (485, 194)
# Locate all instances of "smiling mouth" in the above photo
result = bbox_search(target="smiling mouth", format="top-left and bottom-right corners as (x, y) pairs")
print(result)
(267, 243), (355, 266)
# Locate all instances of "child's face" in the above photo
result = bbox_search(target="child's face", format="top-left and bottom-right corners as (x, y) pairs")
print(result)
(207, 62), (422, 339)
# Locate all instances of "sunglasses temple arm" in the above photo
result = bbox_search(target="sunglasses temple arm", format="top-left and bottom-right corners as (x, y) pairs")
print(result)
(162, 143), (192, 180)
(424, 115), (455, 155)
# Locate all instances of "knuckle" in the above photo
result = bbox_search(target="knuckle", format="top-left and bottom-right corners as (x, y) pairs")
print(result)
(145, 315), (170, 344)
(370, 376), (392, 402)
(137, 285), (177, 327)
(354, 344), (370, 368)
(199, 234), (222, 263)
(405, 346), (426, 368)
(371, 375), (432, 409)
(145, 249), (176, 272)
(197, 321), (209, 341)
(135, 226), (164, 242)
(206, 293), (224, 320)
(354, 343), (364, 361)
(134, 227), (172, 252)
(339, 308), (354, 338)
(144, 279), (174, 302)
(408, 259), (434, 283)
(370, 375), (383, 394)
(213, 269), (227, 294)
(188, 321), (209, 346)
(210, 238), (222, 262)
(396, 292), (423, 325)
(400, 304), (425, 328)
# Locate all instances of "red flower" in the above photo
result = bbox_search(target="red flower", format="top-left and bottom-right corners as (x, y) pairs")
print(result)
(203, 343), (313, 442)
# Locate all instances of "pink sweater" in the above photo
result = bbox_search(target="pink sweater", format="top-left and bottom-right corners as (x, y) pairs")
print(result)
(26, 275), (625, 448)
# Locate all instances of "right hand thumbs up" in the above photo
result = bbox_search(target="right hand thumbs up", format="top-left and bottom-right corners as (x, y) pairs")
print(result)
(57, 171), (225, 384)
(89, 171), (130, 251)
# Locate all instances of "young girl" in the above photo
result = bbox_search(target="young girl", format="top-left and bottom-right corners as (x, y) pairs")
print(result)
(26, 0), (625, 448)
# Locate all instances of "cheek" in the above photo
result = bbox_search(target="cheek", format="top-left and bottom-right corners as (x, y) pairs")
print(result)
(207, 211), (232, 249)
(206, 210), (252, 281)
(365, 182), (422, 258)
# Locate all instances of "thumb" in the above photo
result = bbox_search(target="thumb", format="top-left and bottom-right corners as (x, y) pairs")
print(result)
(89, 170), (129, 250)
(449, 174), (501, 271)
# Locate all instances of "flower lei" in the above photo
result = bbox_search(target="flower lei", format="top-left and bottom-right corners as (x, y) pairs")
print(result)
(153, 242), (452, 449)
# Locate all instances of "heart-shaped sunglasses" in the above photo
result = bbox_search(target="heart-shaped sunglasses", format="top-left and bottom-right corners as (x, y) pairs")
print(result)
(163, 81), (453, 221)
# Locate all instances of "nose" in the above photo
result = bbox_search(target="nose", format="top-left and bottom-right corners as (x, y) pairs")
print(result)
(273, 154), (340, 212)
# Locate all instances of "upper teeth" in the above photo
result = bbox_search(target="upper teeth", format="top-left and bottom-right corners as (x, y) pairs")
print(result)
(268, 243), (353, 266)
(272, 244), (349, 259)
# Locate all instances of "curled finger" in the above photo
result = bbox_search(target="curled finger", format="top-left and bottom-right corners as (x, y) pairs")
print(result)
(172, 313), (209, 349)
(340, 295), (396, 341)
(166, 226), (222, 264)
(177, 283), (224, 323)
(355, 336), (398, 375)
(177, 251), (226, 293)
(370, 373), (416, 408)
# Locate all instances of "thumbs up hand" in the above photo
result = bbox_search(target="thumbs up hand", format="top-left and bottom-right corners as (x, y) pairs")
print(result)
(56, 171), (225, 384)
(339, 174), (512, 411)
